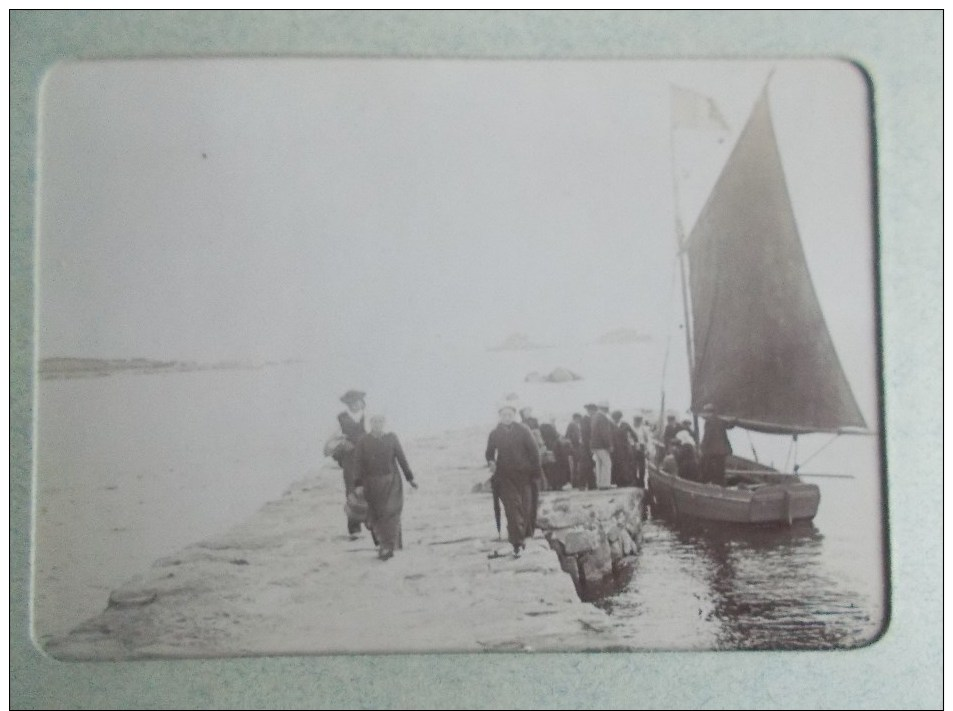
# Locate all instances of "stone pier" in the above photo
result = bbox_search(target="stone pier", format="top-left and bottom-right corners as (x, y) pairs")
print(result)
(43, 427), (644, 660)
(537, 489), (644, 600)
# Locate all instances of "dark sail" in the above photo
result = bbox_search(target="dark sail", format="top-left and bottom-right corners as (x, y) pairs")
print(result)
(685, 90), (867, 435)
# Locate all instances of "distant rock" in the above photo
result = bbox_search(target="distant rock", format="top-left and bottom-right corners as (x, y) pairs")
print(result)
(546, 367), (582, 383)
(593, 328), (653, 346)
(524, 367), (583, 384)
(38, 356), (268, 380)
(488, 333), (549, 352)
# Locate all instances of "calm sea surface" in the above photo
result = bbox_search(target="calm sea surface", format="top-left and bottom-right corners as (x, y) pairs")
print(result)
(597, 478), (886, 650)
(32, 346), (884, 648)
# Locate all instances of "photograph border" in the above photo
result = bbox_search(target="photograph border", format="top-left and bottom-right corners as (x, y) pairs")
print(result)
(10, 10), (940, 709)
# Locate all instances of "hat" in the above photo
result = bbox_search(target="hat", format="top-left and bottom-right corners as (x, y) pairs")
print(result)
(519, 406), (533, 415)
(340, 389), (366, 405)
(633, 414), (644, 422)
(498, 401), (518, 414)
(584, 403), (598, 411)
(675, 430), (695, 446)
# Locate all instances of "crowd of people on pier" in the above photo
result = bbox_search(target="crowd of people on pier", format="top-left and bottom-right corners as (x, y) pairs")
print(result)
(323, 389), (732, 561)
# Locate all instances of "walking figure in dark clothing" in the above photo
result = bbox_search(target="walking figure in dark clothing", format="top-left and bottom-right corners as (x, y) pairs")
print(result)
(353, 414), (418, 561)
(485, 403), (543, 558)
(324, 389), (374, 538)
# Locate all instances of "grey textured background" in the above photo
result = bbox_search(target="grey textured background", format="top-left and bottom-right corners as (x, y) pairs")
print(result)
(11, 10), (940, 709)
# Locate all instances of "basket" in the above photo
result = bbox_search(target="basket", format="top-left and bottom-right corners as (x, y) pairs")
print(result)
(345, 486), (369, 522)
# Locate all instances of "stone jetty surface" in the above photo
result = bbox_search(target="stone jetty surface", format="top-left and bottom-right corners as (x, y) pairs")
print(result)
(45, 425), (643, 660)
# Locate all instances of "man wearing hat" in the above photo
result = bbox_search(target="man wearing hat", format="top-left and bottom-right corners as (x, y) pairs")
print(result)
(699, 403), (736, 487)
(485, 402), (543, 558)
(326, 389), (368, 537)
(662, 414), (681, 453)
(590, 400), (614, 489)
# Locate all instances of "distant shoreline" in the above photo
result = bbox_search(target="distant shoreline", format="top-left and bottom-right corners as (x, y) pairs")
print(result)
(38, 357), (303, 380)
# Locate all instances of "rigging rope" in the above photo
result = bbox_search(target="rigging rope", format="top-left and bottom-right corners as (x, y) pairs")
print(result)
(783, 436), (794, 473)
(745, 430), (759, 463)
(799, 433), (840, 469)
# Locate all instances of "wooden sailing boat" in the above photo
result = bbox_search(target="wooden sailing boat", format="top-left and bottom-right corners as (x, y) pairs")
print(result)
(647, 85), (868, 525)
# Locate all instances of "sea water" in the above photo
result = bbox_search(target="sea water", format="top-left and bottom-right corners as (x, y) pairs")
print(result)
(32, 343), (885, 647)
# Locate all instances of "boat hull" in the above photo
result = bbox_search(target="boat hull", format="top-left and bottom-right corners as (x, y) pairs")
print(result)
(647, 459), (820, 525)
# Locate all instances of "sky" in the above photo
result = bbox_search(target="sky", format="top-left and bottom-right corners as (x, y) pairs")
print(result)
(36, 58), (878, 418)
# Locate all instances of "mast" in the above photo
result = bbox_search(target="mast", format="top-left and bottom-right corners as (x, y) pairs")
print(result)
(668, 101), (698, 439)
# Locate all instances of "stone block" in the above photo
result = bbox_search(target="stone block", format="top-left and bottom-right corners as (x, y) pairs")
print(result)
(558, 554), (580, 586)
(579, 543), (613, 583)
(620, 529), (637, 556)
(557, 528), (600, 555)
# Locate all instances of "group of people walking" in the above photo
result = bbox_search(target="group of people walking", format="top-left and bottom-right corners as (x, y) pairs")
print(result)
(324, 390), (417, 561)
(512, 401), (656, 493)
(484, 399), (656, 558)
(323, 387), (734, 563)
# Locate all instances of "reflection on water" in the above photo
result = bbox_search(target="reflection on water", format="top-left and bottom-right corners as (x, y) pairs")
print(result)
(597, 501), (884, 651)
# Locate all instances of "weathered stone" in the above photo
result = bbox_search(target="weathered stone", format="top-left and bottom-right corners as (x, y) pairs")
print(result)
(555, 528), (600, 555)
(579, 546), (613, 584)
(536, 505), (597, 530)
(558, 554), (580, 586)
(620, 529), (636, 556)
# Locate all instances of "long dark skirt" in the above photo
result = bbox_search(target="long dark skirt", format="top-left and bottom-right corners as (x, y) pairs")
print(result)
(363, 473), (404, 551)
(495, 471), (535, 549)
(339, 452), (363, 535)
(544, 444), (572, 490)
(612, 449), (637, 487)
(701, 454), (727, 487)
(572, 447), (594, 490)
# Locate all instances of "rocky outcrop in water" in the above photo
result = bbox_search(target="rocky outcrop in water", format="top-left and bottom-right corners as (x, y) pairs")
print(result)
(524, 367), (583, 383)
(488, 333), (550, 352)
(536, 490), (644, 601)
(593, 328), (653, 345)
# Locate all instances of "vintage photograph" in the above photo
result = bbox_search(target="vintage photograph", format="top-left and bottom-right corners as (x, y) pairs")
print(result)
(32, 58), (884, 659)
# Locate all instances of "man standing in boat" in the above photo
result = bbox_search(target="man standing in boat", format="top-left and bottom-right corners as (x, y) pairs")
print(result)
(324, 389), (369, 538)
(699, 403), (736, 487)
(661, 414), (681, 462)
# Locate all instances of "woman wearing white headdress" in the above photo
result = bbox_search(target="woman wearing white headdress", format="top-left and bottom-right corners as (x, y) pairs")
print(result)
(352, 414), (418, 561)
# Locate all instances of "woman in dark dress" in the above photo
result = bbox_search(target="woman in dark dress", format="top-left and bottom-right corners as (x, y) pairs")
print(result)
(353, 415), (417, 560)
(485, 403), (542, 558)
